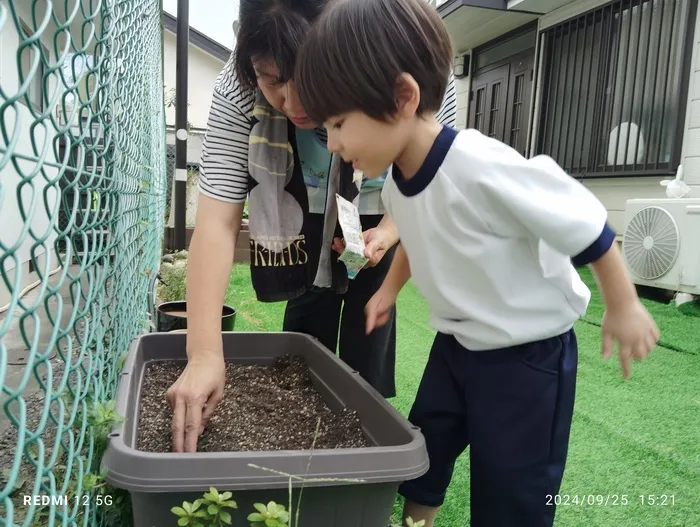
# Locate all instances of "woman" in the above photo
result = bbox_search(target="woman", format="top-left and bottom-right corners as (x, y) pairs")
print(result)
(166, 0), (456, 453)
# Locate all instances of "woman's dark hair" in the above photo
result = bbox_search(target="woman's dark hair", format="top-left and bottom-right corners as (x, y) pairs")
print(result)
(234, 0), (327, 91)
(295, 0), (453, 124)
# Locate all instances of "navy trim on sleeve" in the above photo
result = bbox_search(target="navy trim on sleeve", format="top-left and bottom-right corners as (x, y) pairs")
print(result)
(572, 223), (617, 267)
(393, 125), (458, 197)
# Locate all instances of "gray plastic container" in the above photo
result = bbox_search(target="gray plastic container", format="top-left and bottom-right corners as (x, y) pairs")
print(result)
(102, 332), (429, 527)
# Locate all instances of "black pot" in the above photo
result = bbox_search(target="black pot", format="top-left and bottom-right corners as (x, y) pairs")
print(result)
(156, 301), (236, 332)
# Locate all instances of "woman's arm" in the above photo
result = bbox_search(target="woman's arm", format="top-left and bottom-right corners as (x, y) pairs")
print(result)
(185, 197), (243, 358)
(167, 55), (255, 452)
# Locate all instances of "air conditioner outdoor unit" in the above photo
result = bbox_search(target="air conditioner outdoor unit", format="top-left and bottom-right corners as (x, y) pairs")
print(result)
(621, 198), (700, 295)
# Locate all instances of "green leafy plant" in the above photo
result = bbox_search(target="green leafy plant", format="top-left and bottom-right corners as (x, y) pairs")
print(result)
(171, 499), (209, 527)
(21, 397), (132, 527)
(390, 519), (426, 527)
(116, 350), (129, 371)
(169, 486), (427, 527)
(85, 399), (132, 526)
(158, 258), (188, 303)
(88, 400), (126, 435)
(202, 488), (238, 525)
(171, 487), (238, 526)
(164, 87), (193, 130)
(247, 501), (289, 527)
(81, 472), (102, 491)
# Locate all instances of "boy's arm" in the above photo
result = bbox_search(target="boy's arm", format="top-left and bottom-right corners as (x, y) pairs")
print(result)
(472, 137), (658, 378)
(382, 242), (411, 295)
(379, 180), (409, 294)
(589, 243), (659, 379)
(365, 242), (410, 334)
(589, 243), (638, 311)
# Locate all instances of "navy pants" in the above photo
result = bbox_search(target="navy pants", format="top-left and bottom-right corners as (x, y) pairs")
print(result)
(399, 329), (578, 527)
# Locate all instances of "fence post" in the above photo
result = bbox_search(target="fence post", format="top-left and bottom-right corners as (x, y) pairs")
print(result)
(174, 0), (190, 250)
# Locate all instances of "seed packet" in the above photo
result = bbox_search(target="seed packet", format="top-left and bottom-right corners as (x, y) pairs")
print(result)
(335, 193), (368, 279)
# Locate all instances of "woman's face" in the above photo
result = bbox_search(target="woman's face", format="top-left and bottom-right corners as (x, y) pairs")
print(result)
(253, 58), (316, 129)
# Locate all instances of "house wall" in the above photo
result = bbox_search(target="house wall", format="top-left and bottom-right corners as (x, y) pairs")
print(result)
(453, 0), (699, 237)
(455, 75), (470, 129)
(0, 8), (61, 308)
(162, 31), (228, 132)
(680, 0), (700, 187)
(539, 0), (700, 235)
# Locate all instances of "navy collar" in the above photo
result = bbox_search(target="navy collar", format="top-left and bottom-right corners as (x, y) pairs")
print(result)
(392, 125), (458, 197)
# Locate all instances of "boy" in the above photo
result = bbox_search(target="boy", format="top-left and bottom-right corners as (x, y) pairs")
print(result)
(294, 0), (660, 525)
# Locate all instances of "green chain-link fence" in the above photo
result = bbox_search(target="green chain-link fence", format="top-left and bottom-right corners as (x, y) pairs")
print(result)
(0, 0), (167, 525)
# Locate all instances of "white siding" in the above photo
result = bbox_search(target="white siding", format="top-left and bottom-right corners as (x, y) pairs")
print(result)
(455, 75), (470, 130)
(580, 177), (667, 235)
(0, 9), (61, 307)
(162, 31), (228, 131)
(680, 2), (700, 188)
(539, 0), (611, 29)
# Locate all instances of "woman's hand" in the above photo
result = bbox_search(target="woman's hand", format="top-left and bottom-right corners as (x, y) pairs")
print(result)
(167, 351), (226, 452)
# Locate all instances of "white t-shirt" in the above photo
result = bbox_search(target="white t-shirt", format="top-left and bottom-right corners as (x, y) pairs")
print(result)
(381, 126), (615, 351)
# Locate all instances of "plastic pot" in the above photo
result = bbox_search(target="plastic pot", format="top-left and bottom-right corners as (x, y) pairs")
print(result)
(103, 332), (429, 527)
(156, 301), (236, 332)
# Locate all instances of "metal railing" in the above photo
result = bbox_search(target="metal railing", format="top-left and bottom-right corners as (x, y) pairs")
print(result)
(0, 0), (167, 525)
(535, 0), (695, 178)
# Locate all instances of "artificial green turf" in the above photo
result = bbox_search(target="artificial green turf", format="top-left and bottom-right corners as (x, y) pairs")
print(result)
(577, 267), (699, 356)
(224, 263), (700, 527)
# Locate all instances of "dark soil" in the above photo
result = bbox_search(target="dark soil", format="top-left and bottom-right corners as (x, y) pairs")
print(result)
(137, 354), (371, 452)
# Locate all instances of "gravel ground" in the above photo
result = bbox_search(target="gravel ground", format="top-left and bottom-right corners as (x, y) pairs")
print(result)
(137, 354), (371, 452)
(0, 361), (68, 523)
(0, 329), (101, 524)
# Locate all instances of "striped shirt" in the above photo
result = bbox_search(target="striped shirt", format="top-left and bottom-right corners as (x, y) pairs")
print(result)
(198, 53), (458, 215)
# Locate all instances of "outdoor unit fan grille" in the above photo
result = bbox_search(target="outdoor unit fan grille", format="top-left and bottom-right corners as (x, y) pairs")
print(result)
(623, 206), (680, 280)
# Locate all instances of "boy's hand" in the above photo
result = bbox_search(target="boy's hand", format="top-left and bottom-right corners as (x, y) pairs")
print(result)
(601, 300), (659, 379)
(332, 225), (397, 267)
(365, 286), (398, 334)
(362, 226), (393, 266)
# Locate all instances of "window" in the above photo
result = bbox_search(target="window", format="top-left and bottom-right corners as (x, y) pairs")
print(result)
(536, 0), (695, 177)
(18, 21), (46, 112)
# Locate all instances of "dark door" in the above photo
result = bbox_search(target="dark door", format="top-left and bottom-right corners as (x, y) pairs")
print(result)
(469, 63), (509, 142)
(469, 53), (535, 157)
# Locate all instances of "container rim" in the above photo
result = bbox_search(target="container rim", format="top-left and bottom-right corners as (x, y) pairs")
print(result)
(104, 331), (430, 491)
(156, 300), (236, 317)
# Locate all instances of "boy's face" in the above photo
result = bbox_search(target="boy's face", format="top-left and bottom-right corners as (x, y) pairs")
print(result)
(323, 112), (408, 179)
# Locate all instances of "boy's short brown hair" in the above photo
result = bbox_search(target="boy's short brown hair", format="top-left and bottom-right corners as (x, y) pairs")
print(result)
(295, 0), (453, 125)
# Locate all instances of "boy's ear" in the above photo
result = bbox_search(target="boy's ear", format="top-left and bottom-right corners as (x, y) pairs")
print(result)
(394, 73), (420, 119)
